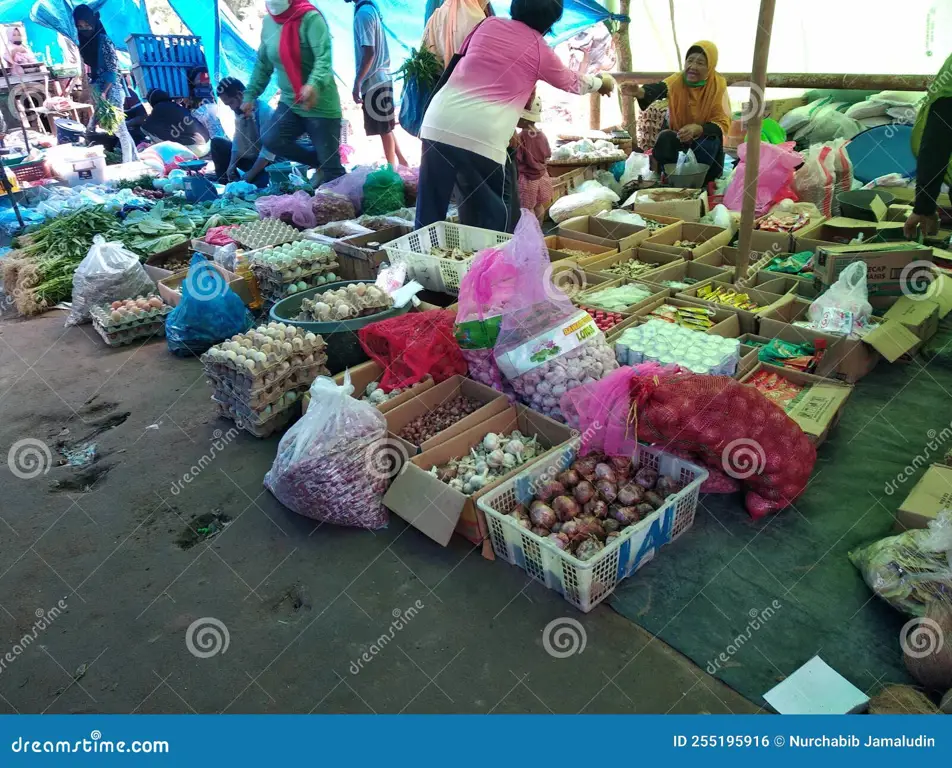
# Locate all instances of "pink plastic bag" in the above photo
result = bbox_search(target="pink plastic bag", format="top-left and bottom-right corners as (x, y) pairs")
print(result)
(493, 213), (618, 422)
(255, 190), (317, 228)
(724, 141), (800, 214)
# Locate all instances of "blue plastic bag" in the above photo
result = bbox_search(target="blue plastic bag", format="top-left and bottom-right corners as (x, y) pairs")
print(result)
(166, 254), (253, 357)
(398, 76), (432, 138)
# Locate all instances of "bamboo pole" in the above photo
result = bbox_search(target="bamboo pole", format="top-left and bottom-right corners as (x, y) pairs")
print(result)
(735, 0), (776, 274)
(608, 72), (931, 90)
(589, 92), (601, 130)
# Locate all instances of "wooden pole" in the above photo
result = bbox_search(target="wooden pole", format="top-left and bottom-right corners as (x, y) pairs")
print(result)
(611, 0), (635, 136)
(608, 71), (931, 90)
(589, 91), (601, 130)
(735, 0), (776, 274)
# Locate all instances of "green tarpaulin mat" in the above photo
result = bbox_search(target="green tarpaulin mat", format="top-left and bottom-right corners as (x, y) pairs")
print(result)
(610, 325), (952, 706)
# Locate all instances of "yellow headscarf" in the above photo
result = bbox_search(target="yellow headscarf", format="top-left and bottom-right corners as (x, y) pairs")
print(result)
(663, 40), (730, 136)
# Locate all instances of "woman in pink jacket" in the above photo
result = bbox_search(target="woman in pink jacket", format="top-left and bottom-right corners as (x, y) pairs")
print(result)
(416, 0), (614, 232)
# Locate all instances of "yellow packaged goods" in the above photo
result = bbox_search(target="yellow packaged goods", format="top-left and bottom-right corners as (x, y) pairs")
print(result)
(648, 303), (715, 329)
(696, 283), (761, 311)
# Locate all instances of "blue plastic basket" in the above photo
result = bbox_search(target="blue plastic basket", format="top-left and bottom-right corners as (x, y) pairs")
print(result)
(127, 34), (207, 99)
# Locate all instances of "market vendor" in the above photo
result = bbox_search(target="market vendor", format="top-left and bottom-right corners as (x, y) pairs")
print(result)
(142, 89), (212, 157)
(73, 5), (138, 164)
(243, 0), (345, 184)
(416, 0), (614, 233)
(623, 41), (729, 183)
(904, 52), (952, 239)
(210, 77), (276, 188)
(123, 91), (148, 146)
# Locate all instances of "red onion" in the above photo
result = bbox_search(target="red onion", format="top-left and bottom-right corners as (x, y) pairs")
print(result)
(537, 480), (567, 503)
(531, 526), (550, 537)
(552, 495), (581, 522)
(572, 456), (598, 480)
(573, 480), (596, 505)
(594, 463), (617, 484)
(584, 499), (609, 519)
(596, 479), (618, 504)
(529, 502), (558, 529)
(546, 532), (570, 550)
(635, 467), (659, 489)
(656, 476), (679, 498)
(610, 456), (632, 474)
(512, 515), (532, 530)
(612, 506), (640, 525)
(560, 519), (581, 538)
(606, 531), (621, 544)
(511, 504), (529, 520)
(602, 518), (621, 534)
(556, 469), (581, 488)
(578, 516), (606, 540)
(645, 491), (665, 509)
(574, 537), (605, 561)
(551, 521), (563, 533)
(635, 502), (654, 517)
(616, 483), (644, 507)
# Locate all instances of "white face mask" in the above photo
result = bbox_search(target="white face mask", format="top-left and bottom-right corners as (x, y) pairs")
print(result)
(266, 0), (290, 15)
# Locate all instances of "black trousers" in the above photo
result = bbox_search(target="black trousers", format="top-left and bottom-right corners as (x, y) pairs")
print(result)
(209, 137), (269, 188)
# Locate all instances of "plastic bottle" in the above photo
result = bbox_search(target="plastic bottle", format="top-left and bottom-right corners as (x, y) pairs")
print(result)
(234, 249), (263, 310)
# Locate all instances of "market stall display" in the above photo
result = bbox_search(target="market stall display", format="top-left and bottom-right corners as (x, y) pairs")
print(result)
(90, 294), (172, 347)
(296, 282), (391, 322)
(429, 430), (542, 495)
(397, 395), (484, 445)
(615, 319), (741, 375)
(232, 219), (306, 250)
(549, 138), (628, 165)
(249, 241), (340, 304)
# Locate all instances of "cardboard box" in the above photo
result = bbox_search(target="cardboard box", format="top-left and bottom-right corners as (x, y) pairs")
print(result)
(755, 274), (821, 300)
(644, 260), (734, 294)
(582, 247), (684, 279)
(863, 295), (941, 361)
(575, 279), (671, 316)
(544, 235), (617, 263)
(383, 376), (509, 454)
(896, 463), (952, 531)
(676, 280), (792, 334)
(557, 214), (680, 252)
(143, 242), (196, 282)
(757, 301), (879, 383)
(741, 363), (852, 445)
(813, 242), (933, 294)
(383, 405), (574, 553)
(549, 262), (619, 299)
(156, 262), (247, 308)
(794, 217), (905, 254)
(332, 226), (412, 281)
(623, 187), (708, 221)
(304, 361), (435, 415)
(640, 222), (732, 260)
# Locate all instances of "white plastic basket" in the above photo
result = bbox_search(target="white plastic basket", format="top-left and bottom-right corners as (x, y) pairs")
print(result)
(383, 221), (512, 294)
(476, 438), (708, 613)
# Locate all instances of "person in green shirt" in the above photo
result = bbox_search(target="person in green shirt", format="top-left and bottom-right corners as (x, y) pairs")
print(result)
(243, 0), (345, 182)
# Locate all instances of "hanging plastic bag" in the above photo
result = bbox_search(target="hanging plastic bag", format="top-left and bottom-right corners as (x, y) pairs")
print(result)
(255, 190), (317, 229)
(723, 141), (800, 214)
(363, 165), (406, 216)
(166, 254), (253, 357)
(492, 215), (618, 422)
(828, 138), (855, 216)
(66, 235), (156, 326)
(320, 166), (373, 214)
(398, 75), (433, 138)
(793, 143), (836, 218)
(808, 261), (872, 335)
(264, 374), (390, 529)
(359, 309), (467, 390)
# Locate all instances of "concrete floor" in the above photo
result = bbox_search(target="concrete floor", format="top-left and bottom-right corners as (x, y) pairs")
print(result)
(0, 311), (755, 714)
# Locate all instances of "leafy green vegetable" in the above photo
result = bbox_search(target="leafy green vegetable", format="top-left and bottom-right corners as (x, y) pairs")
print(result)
(396, 47), (442, 90)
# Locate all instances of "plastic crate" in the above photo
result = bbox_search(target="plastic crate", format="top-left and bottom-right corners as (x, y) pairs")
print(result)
(8, 158), (48, 184)
(476, 438), (708, 612)
(127, 34), (207, 99)
(383, 221), (512, 294)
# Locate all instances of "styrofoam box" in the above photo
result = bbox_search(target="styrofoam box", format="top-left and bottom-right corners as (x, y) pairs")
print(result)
(476, 438), (708, 612)
(384, 221), (512, 295)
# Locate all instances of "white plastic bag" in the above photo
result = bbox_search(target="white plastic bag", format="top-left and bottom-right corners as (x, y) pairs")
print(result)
(66, 235), (156, 326)
(676, 149), (703, 175)
(793, 144), (836, 218)
(808, 261), (872, 335)
(594, 169), (622, 197)
(548, 180), (618, 223)
(620, 152), (653, 186)
(263, 374), (390, 529)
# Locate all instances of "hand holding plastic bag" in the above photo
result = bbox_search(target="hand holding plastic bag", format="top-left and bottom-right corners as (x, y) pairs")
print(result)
(66, 235), (156, 326)
(264, 374), (390, 529)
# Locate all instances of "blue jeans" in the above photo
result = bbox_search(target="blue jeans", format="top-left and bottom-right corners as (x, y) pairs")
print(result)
(263, 103), (345, 184)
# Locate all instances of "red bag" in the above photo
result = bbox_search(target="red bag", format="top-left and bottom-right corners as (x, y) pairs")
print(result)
(632, 373), (816, 518)
(358, 310), (467, 391)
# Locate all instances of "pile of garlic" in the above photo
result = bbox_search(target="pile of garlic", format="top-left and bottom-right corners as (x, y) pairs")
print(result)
(429, 430), (540, 495)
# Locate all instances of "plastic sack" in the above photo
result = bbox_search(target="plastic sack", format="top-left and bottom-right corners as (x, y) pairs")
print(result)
(398, 75), (433, 138)
(264, 374), (389, 529)
(797, 103), (862, 144)
(493, 215), (618, 422)
(723, 141), (800, 214)
(255, 190), (317, 229)
(320, 166), (373, 214)
(828, 139), (854, 216)
(619, 152), (652, 186)
(66, 236), (156, 326)
(793, 144), (837, 218)
(166, 254), (253, 357)
(548, 180), (618, 224)
(632, 372), (816, 518)
(359, 309), (467, 391)
(311, 191), (356, 226)
(595, 169), (622, 198)
(849, 510), (952, 617)
(139, 142), (199, 176)
(808, 261), (872, 334)
(363, 165), (406, 216)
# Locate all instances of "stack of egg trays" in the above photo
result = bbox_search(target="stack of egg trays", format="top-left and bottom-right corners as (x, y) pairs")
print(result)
(90, 302), (173, 348)
(232, 219), (306, 250)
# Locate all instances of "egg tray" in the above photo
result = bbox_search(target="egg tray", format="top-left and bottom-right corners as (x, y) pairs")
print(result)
(250, 256), (338, 282)
(232, 221), (306, 250)
(214, 397), (301, 438)
(254, 267), (341, 295)
(204, 358), (328, 403)
(201, 342), (327, 378)
(211, 383), (309, 422)
(90, 303), (173, 333)
(92, 318), (167, 347)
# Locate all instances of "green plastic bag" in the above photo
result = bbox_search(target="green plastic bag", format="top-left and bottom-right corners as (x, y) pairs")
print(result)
(758, 338), (814, 366)
(362, 166), (405, 216)
(765, 250), (813, 275)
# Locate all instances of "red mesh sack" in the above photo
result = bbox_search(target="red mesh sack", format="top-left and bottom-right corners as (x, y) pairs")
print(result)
(358, 309), (467, 391)
(632, 373), (816, 518)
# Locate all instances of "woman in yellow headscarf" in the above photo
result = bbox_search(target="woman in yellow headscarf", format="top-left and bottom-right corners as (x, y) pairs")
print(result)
(626, 41), (730, 182)
(422, 0), (492, 68)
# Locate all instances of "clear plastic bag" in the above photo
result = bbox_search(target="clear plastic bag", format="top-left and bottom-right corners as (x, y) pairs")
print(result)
(264, 374), (389, 529)
(492, 214), (618, 421)
(320, 166), (373, 213)
(255, 190), (317, 229)
(548, 180), (618, 224)
(66, 235), (156, 326)
(808, 261), (872, 334)
(793, 144), (837, 218)
(849, 510), (952, 617)
(619, 152), (653, 186)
